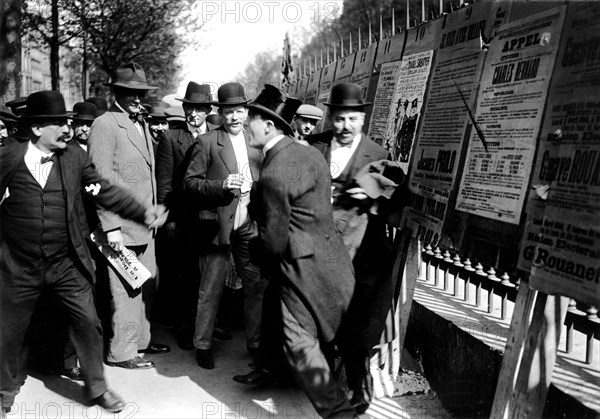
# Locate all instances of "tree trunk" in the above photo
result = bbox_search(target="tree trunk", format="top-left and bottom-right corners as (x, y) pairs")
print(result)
(50, 0), (60, 91)
(0, 0), (22, 104)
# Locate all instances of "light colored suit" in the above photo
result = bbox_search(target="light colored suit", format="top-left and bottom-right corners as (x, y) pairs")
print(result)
(88, 104), (157, 362)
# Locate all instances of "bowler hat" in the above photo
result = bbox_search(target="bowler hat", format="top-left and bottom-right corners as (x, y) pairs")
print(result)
(85, 97), (108, 116)
(247, 84), (302, 137)
(72, 102), (97, 122)
(324, 83), (370, 109)
(295, 104), (323, 120)
(21, 91), (72, 120)
(176, 82), (213, 104)
(213, 82), (249, 107)
(103, 62), (157, 90)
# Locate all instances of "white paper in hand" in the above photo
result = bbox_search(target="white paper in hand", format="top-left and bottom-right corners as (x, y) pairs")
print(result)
(90, 229), (151, 289)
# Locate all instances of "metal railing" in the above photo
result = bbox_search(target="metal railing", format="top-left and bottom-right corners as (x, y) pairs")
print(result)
(420, 245), (599, 365)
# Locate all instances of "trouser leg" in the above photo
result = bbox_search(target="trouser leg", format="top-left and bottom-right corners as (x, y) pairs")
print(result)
(51, 258), (107, 399)
(193, 246), (228, 350)
(281, 302), (357, 419)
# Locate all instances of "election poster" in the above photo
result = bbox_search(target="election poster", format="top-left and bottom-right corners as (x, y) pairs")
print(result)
(334, 52), (356, 83)
(368, 61), (403, 146)
(405, 1), (493, 244)
(519, 2), (600, 305)
(316, 62), (337, 131)
(374, 32), (405, 67)
(385, 50), (434, 172)
(305, 70), (321, 106)
(350, 43), (377, 97)
(456, 7), (566, 223)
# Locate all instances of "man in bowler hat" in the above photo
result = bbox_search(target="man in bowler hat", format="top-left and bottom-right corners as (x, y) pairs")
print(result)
(155, 82), (213, 345)
(0, 91), (166, 413)
(244, 84), (357, 418)
(88, 62), (170, 370)
(306, 82), (410, 413)
(184, 82), (267, 368)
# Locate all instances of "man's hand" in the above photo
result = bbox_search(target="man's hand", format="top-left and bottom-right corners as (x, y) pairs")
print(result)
(106, 229), (124, 252)
(223, 174), (243, 190)
(145, 204), (169, 229)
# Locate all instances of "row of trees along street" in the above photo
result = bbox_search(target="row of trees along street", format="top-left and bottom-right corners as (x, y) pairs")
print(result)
(16, 0), (203, 99)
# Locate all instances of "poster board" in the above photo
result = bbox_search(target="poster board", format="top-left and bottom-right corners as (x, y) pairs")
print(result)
(305, 70), (321, 106)
(404, 1), (495, 245)
(316, 62), (337, 131)
(374, 32), (406, 67)
(455, 7), (567, 223)
(518, 2), (600, 306)
(350, 43), (378, 96)
(334, 52), (356, 83)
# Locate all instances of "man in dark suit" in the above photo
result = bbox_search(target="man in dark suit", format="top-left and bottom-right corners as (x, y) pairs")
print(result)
(184, 82), (267, 369)
(155, 82), (213, 346)
(307, 82), (409, 414)
(244, 84), (357, 418)
(88, 62), (169, 370)
(0, 91), (165, 413)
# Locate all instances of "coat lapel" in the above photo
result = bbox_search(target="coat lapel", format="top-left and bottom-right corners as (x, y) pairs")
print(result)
(113, 110), (151, 165)
(347, 132), (375, 179)
(176, 129), (195, 158)
(216, 128), (238, 174)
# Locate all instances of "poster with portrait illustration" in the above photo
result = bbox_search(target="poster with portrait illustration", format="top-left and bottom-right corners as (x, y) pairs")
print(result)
(385, 50), (434, 172)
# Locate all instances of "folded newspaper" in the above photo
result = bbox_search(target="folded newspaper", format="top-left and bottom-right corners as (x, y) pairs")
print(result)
(90, 229), (151, 289)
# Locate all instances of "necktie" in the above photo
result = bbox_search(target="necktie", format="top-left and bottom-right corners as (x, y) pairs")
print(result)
(40, 155), (55, 164)
(129, 113), (145, 124)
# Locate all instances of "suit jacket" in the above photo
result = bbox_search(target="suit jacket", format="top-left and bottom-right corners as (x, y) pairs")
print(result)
(184, 126), (261, 246)
(255, 136), (354, 342)
(155, 127), (200, 222)
(0, 141), (147, 283)
(308, 130), (400, 348)
(88, 104), (157, 246)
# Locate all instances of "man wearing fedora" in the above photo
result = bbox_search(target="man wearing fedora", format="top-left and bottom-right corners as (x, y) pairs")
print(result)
(0, 91), (166, 413)
(292, 104), (323, 144)
(184, 82), (266, 369)
(155, 82), (213, 346)
(71, 102), (98, 151)
(243, 84), (357, 418)
(88, 62), (170, 370)
(306, 82), (410, 414)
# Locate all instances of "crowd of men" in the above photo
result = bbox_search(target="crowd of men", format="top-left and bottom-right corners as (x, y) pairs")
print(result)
(0, 62), (410, 418)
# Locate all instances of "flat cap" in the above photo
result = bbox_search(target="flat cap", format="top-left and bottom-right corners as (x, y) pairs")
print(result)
(295, 104), (323, 120)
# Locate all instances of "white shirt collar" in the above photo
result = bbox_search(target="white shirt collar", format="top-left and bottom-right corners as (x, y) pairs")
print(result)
(188, 121), (207, 137)
(27, 141), (54, 160)
(263, 134), (286, 154)
(331, 132), (362, 152)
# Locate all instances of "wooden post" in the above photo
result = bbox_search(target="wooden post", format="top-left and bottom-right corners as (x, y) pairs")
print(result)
(491, 282), (569, 419)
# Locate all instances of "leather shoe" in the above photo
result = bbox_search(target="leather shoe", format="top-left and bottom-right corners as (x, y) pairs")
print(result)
(61, 367), (84, 381)
(233, 368), (274, 386)
(138, 343), (170, 354)
(196, 349), (214, 369)
(106, 356), (155, 369)
(350, 394), (370, 414)
(213, 326), (232, 341)
(93, 389), (125, 413)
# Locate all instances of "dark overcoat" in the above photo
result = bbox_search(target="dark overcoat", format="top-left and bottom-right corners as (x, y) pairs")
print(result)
(183, 126), (261, 246)
(255, 136), (354, 342)
(308, 130), (400, 348)
(0, 141), (147, 284)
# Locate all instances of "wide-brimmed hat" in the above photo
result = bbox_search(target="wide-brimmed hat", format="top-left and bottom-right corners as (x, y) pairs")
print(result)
(324, 82), (371, 109)
(295, 104), (323, 120)
(176, 82), (213, 104)
(213, 82), (249, 107)
(103, 62), (157, 90)
(21, 91), (72, 120)
(247, 84), (302, 137)
(85, 97), (108, 116)
(72, 102), (97, 122)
